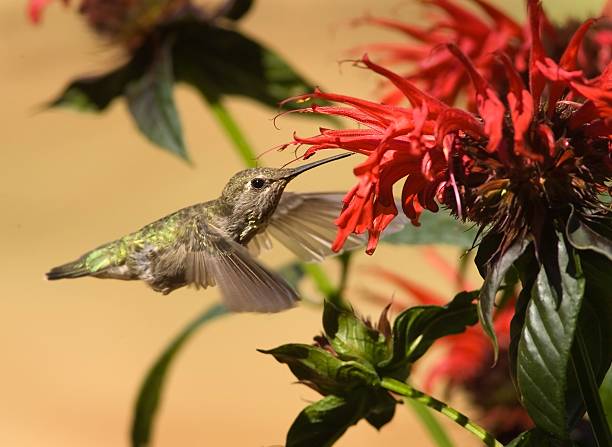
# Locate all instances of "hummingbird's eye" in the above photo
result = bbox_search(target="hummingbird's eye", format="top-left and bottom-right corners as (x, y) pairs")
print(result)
(250, 178), (265, 189)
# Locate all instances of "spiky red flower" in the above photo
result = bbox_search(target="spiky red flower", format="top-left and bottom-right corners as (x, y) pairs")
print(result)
(354, 0), (526, 107)
(354, 0), (612, 109)
(284, 0), (612, 256)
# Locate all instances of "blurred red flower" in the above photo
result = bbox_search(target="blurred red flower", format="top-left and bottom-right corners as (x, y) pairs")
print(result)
(354, 0), (612, 109)
(283, 0), (612, 256)
(354, 0), (527, 108)
(27, 0), (190, 49)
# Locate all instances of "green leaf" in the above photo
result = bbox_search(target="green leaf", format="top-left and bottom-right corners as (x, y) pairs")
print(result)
(364, 390), (397, 430)
(600, 368), (612, 429)
(322, 301), (389, 365)
(509, 244), (540, 387)
(566, 208), (612, 261)
(504, 428), (564, 447)
(517, 237), (585, 438)
(258, 344), (379, 395)
(125, 41), (188, 161)
(380, 291), (478, 376)
(286, 394), (367, 447)
(405, 400), (454, 447)
(172, 22), (314, 109)
(215, 0), (254, 20)
(478, 239), (531, 362)
(381, 211), (477, 246)
(474, 232), (504, 278)
(131, 303), (228, 447)
(574, 251), (612, 429)
(50, 47), (150, 111)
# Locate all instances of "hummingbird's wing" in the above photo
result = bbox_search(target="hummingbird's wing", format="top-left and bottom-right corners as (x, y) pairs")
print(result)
(255, 192), (365, 262)
(156, 216), (298, 313)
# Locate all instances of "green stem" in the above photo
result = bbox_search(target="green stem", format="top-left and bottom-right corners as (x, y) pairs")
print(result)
(381, 377), (502, 447)
(207, 100), (257, 167)
(571, 328), (612, 447)
(303, 263), (336, 298)
(405, 399), (454, 447)
(336, 252), (352, 297)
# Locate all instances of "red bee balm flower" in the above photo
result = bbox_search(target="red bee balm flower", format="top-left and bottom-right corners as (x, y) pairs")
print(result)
(354, 0), (612, 109)
(284, 0), (612, 256)
(354, 0), (527, 107)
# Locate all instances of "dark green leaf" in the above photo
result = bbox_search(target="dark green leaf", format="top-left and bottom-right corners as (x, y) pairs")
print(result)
(125, 41), (187, 160)
(600, 369), (612, 429)
(517, 237), (585, 438)
(478, 239), (531, 362)
(509, 245), (540, 387)
(505, 428), (565, 447)
(364, 390), (397, 430)
(286, 394), (367, 447)
(474, 232), (504, 277)
(50, 47), (150, 111)
(509, 282), (535, 390)
(574, 251), (612, 427)
(381, 211), (477, 246)
(322, 301), (389, 365)
(215, 0), (254, 20)
(131, 304), (228, 447)
(258, 344), (379, 395)
(379, 291), (478, 377)
(173, 22), (314, 109)
(566, 208), (612, 261)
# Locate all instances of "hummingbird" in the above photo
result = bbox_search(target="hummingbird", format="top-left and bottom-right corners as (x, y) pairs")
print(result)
(46, 153), (366, 313)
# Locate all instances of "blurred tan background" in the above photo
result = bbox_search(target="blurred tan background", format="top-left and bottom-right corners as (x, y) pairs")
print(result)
(0, 1), (605, 446)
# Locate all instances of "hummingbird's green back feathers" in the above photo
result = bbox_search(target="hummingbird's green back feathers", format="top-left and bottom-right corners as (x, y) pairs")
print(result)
(46, 240), (129, 280)
(46, 207), (190, 281)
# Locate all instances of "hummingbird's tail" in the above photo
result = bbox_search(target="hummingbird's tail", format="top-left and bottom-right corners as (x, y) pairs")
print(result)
(46, 258), (90, 280)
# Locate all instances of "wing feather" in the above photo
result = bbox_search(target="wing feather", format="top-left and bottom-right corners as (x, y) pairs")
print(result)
(251, 192), (366, 262)
(158, 216), (297, 313)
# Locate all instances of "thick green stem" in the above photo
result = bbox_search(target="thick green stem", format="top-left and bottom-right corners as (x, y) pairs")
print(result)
(571, 328), (612, 447)
(207, 100), (257, 167)
(406, 399), (454, 447)
(381, 377), (502, 447)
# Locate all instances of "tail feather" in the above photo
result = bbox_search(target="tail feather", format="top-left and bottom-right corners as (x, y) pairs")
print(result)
(46, 259), (90, 280)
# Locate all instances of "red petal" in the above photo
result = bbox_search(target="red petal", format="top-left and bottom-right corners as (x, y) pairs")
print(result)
(446, 44), (505, 152)
(497, 53), (543, 160)
(527, 0), (547, 105)
(28, 0), (55, 23)
(559, 19), (596, 71)
(435, 107), (485, 144)
(361, 54), (448, 115)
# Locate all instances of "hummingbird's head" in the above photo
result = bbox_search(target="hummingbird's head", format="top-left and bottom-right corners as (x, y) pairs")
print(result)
(220, 153), (352, 221)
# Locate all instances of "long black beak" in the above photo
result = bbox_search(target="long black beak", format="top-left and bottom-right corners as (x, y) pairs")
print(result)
(285, 153), (353, 179)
